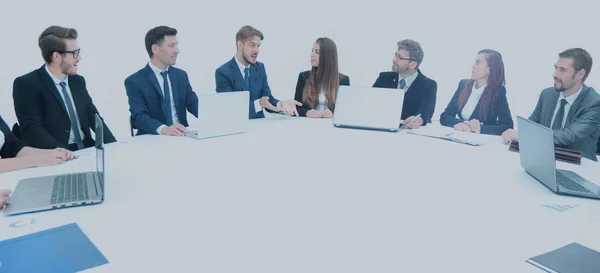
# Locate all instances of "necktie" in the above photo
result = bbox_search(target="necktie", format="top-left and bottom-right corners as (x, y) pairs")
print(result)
(59, 82), (84, 150)
(160, 71), (173, 126)
(244, 67), (250, 90)
(552, 99), (568, 129)
(398, 78), (406, 89)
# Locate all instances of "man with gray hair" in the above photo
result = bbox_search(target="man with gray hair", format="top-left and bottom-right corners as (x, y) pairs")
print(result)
(373, 39), (437, 129)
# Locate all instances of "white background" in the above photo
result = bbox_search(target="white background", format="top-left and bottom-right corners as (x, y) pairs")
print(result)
(0, 0), (598, 140)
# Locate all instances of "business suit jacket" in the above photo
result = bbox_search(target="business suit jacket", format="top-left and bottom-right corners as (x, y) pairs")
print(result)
(372, 69), (437, 125)
(12, 65), (116, 150)
(529, 85), (600, 161)
(293, 71), (350, 116)
(0, 115), (25, 158)
(439, 80), (514, 135)
(125, 64), (199, 135)
(215, 57), (279, 119)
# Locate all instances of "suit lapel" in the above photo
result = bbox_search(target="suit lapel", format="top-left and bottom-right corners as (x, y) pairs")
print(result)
(37, 66), (68, 115)
(68, 79), (88, 134)
(390, 73), (399, 89)
(543, 91), (560, 127)
(229, 58), (246, 90)
(144, 64), (165, 99)
(565, 85), (589, 126)
(169, 68), (180, 110)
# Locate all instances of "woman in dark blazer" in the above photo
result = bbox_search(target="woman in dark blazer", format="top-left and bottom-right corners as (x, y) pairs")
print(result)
(0, 115), (75, 174)
(294, 37), (350, 118)
(440, 49), (513, 135)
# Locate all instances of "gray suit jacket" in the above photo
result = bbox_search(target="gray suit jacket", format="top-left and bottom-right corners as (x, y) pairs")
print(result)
(528, 85), (600, 161)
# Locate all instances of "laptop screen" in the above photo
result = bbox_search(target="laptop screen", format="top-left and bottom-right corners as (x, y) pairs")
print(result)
(517, 116), (558, 191)
(94, 114), (105, 200)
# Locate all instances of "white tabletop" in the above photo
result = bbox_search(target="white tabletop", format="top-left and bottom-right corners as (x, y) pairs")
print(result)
(1, 117), (600, 272)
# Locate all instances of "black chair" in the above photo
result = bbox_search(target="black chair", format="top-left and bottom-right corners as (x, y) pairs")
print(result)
(129, 115), (137, 137)
(12, 123), (21, 139)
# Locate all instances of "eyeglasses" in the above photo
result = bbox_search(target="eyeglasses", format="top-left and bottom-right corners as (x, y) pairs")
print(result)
(58, 48), (81, 58)
(394, 53), (415, 62)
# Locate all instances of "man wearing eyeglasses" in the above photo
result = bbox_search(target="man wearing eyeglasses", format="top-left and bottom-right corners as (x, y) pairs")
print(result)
(372, 39), (437, 129)
(12, 25), (116, 151)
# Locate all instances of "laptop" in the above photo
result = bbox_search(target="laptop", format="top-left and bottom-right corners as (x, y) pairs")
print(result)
(332, 86), (405, 132)
(517, 116), (600, 199)
(185, 91), (249, 139)
(4, 114), (106, 216)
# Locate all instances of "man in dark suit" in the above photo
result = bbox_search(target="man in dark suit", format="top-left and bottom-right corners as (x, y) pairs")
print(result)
(215, 25), (302, 119)
(502, 48), (600, 161)
(125, 26), (199, 136)
(373, 39), (437, 129)
(12, 25), (116, 151)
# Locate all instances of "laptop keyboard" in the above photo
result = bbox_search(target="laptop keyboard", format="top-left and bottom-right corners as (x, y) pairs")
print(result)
(50, 174), (90, 204)
(556, 171), (593, 194)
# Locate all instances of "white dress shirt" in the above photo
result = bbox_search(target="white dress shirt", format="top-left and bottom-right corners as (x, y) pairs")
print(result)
(316, 91), (327, 112)
(461, 83), (487, 121)
(44, 65), (85, 145)
(550, 86), (582, 129)
(148, 62), (179, 134)
(234, 56), (281, 115)
(398, 70), (419, 92)
(0, 129), (5, 157)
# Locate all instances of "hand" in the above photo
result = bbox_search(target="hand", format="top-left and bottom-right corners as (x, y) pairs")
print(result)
(281, 100), (303, 116)
(501, 129), (519, 143)
(306, 109), (322, 118)
(30, 153), (65, 167)
(50, 148), (76, 161)
(403, 116), (424, 129)
(161, 124), (188, 136)
(453, 122), (471, 132)
(321, 109), (333, 118)
(0, 189), (10, 209)
(466, 119), (482, 134)
(259, 96), (283, 112)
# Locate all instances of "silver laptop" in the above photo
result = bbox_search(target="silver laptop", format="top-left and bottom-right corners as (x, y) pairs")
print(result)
(517, 116), (600, 199)
(4, 114), (106, 216)
(332, 86), (404, 132)
(185, 91), (249, 139)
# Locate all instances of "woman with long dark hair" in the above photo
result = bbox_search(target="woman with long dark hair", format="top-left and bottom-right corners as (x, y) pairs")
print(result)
(440, 49), (513, 135)
(294, 37), (350, 118)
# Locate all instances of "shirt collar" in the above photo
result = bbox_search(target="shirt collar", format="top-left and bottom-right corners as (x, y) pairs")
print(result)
(399, 70), (419, 88)
(44, 64), (68, 85)
(234, 55), (250, 72)
(148, 61), (169, 74)
(559, 85), (582, 105)
(471, 82), (487, 95)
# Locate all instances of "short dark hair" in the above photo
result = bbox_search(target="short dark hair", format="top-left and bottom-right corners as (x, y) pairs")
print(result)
(38, 25), (78, 64)
(145, 26), (178, 58)
(559, 48), (593, 82)
(235, 25), (264, 42)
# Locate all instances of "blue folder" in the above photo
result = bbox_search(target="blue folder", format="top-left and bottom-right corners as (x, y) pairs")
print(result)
(0, 223), (108, 273)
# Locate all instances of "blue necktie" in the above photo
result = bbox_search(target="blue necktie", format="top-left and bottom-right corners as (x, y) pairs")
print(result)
(160, 71), (173, 126)
(399, 79), (406, 89)
(59, 82), (84, 150)
(552, 99), (567, 129)
(244, 67), (250, 90)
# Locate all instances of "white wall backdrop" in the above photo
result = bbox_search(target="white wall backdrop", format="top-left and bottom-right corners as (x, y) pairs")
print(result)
(0, 0), (598, 140)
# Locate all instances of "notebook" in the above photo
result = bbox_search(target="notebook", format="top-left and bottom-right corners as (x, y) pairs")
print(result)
(527, 242), (600, 273)
(0, 223), (109, 272)
(405, 125), (488, 146)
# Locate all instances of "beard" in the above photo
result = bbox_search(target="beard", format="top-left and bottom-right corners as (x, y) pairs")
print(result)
(59, 60), (75, 76)
(242, 51), (255, 64)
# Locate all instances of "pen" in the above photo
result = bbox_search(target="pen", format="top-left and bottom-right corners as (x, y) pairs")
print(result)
(405, 113), (421, 124)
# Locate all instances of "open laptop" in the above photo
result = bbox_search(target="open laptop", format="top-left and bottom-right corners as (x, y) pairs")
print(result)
(3, 114), (106, 216)
(517, 116), (600, 199)
(332, 86), (405, 132)
(185, 91), (249, 139)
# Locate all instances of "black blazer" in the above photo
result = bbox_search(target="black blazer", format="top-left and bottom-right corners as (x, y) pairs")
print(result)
(0, 115), (25, 158)
(372, 69), (437, 125)
(439, 80), (514, 135)
(12, 65), (117, 150)
(293, 71), (350, 116)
